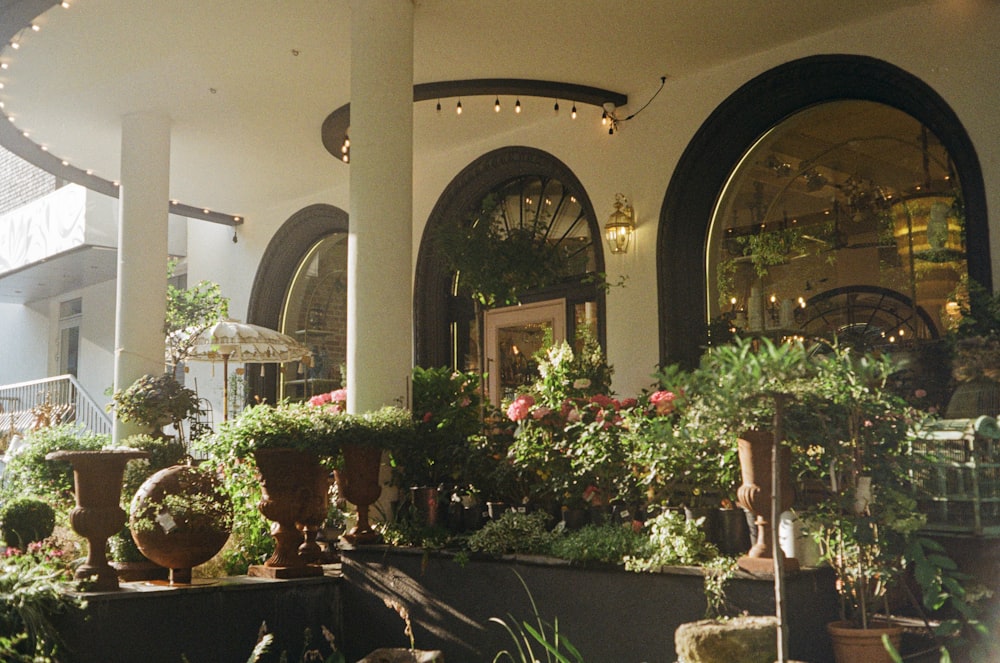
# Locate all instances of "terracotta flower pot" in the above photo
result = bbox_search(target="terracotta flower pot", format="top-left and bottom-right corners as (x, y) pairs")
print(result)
(827, 620), (904, 663)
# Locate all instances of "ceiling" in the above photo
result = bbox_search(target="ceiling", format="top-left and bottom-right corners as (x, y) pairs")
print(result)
(0, 0), (930, 223)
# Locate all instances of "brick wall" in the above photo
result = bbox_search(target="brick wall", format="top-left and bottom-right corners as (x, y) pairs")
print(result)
(0, 146), (57, 215)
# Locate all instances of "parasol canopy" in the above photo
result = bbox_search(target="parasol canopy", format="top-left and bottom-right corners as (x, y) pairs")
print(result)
(175, 319), (311, 420)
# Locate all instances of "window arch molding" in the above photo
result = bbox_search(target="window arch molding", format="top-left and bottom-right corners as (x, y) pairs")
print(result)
(246, 203), (349, 405)
(415, 146), (606, 368)
(657, 54), (990, 367)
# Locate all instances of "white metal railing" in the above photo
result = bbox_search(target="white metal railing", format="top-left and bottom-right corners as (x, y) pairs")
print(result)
(0, 374), (112, 437)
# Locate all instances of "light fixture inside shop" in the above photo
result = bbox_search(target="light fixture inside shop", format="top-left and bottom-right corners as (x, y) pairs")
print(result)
(605, 193), (635, 254)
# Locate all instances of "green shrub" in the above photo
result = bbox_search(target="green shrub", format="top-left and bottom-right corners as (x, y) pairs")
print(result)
(548, 523), (647, 565)
(0, 425), (108, 513)
(467, 511), (556, 556)
(624, 509), (719, 571)
(0, 548), (84, 662)
(0, 498), (56, 548)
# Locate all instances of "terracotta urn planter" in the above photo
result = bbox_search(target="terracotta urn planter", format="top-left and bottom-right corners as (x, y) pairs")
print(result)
(129, 463), (232, 584)
(827, 620), (904, 663)
(735, 429), (795, 572)
(249, 447), (324, 578)
(336, 443), (384, 545)
(46, 448), (149, 591)
(297, 461), (332, 564)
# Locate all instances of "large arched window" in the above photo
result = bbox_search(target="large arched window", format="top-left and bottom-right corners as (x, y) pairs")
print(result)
(415, 147), (605, 401)
(706, 100), (966, 349)
(658, 55), (989, 370)
(247, 204), (349, 405)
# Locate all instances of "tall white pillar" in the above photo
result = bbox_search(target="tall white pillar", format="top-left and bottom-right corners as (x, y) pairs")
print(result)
(347, 0), (414, 413)
(113, 112), (171, 443)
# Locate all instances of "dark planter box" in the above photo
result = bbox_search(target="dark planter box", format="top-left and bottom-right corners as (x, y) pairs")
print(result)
(51, 574), (342, 663)
(340, 547), (840, 663)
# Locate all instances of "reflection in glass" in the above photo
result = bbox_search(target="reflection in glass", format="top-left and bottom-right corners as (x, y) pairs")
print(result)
(279, 233), (348, 401)
(707, 100), (967, 348)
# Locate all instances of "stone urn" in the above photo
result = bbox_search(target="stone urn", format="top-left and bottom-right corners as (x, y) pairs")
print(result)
(735, 429), (796, 572)
(129, 463), (232, 584)
(336, 444), (384, 545)
(46, 448), (149, 591)
(249, 447), (324, 578)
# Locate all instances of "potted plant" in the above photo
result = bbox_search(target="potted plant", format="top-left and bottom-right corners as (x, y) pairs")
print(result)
(200, 401), (333, 577)
(128, 462), (233, 584)
(316, 402), (415, 544)
(390, 367), (482, 527)
(690, 336), (819, 571)
(108, 373), (202, 442)
(794, 346), (983, 661)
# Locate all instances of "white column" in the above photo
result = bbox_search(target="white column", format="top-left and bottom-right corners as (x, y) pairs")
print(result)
(112, 112), (171, 443)
(347, 0), (414, 413)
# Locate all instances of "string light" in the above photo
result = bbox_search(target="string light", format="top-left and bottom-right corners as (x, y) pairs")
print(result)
(553, 100), (559, 114)
(435, 99), (441, 113)
(456, 99), (462, 115)
(571, 103), (577, 119)
(514, 98), (521, 113)
(494, 97), (500, 112)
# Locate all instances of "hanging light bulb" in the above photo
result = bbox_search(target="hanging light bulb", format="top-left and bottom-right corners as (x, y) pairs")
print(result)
(515, 98), (521, 113)
(602, 110), (609, 126)
(494, 97), (501, 112)
(436, 99), (441, 113)
(553, 100), (560, 114)
(571, 103), (577, 119)
(456, 99), (463, 115)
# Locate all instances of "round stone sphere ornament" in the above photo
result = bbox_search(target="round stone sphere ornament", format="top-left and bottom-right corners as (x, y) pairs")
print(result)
(129, 463), (232, 584)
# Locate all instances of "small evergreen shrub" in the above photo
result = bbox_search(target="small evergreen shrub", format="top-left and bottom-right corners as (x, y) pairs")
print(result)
(0, 498), (56, 548)
(467, 510), (555, 556)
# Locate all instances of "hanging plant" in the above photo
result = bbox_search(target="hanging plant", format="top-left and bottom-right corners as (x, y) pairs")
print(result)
(435, 189), (597, 308)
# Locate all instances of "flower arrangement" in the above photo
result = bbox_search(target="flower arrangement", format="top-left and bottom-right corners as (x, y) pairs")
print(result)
(504, 335), (639, 509)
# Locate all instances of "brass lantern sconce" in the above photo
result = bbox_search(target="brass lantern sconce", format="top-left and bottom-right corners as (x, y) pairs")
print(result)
(605, 193), (635, 254)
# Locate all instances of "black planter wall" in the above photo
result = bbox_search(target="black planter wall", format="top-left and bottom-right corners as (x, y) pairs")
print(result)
(340, 547), (839, 663)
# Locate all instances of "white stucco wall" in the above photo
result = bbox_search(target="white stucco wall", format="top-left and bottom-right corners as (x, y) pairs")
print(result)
(2, 1), (998, 413)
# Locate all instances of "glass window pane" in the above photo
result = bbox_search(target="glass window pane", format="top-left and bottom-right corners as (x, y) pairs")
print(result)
(279, 233), (348, 401)
(707, 100), (966, 348)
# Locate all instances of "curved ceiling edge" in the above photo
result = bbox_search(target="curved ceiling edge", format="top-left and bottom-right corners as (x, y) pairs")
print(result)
(321, 78), (629, 160)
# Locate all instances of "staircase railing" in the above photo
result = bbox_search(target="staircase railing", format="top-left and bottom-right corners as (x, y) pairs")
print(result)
(0, 374), (112, 438)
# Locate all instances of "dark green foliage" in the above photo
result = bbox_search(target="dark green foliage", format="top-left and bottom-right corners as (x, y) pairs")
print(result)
(0, 425), (108, 512)
(467, 511), (556, 556)
(548, 523), (646, 565)
(0, 498), (55, 547)
(0, 548), (84, 662)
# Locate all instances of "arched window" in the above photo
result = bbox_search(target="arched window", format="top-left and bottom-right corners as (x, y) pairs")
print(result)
(658, 55), (989, 370)
(415, 147), (605, 402)
(278, 233), (348, 400)
(706, 100), (966, 349)
(247, 204), (348, 405)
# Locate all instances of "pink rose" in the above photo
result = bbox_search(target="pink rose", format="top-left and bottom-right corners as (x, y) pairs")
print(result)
(506, 394), (536, 422)
(620, 397), (638, 409)
(649, 390), (676, 415)
(914, 389), (927, 399)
